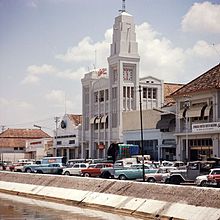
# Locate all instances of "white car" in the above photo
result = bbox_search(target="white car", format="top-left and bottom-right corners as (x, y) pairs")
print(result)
(62, 163), (89, 176)
(195, 175), (208, 187)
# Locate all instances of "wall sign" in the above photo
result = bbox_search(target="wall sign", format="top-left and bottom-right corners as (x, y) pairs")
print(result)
(192, 122), (220, 132)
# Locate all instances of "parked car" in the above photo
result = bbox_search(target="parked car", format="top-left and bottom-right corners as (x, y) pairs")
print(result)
(114, 164), (157, 180)
(81, 163), (113, 177)
(145, 167), (177, 183)
(62, 163), (89, 176)
(34, 163), (64, 174)
(195, 174), (208, 187)
(207, 168), (220, 187)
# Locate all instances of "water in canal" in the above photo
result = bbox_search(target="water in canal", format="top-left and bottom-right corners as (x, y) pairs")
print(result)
(0, 192), (145, 220)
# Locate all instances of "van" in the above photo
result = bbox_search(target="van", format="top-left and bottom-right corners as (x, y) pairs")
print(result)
(114, 157), (137, 168)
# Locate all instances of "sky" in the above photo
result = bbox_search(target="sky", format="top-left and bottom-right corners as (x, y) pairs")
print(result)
(0, 0), (220, 134)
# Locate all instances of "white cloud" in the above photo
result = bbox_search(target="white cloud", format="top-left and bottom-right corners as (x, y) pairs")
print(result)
(45, 90), (78, 113)
(27, 64), (57, 75)
(186, 41), (220, 58)
(57, 67), (87, 80)
(0, 98), (33, 109)
(55, 30), (111, 68)
(26, 0), (38, 8)
(22, 64), (57, 84)
(45, 90), (65, 103)
(182, 2), (220, 33)
(135, 22), (185, 81)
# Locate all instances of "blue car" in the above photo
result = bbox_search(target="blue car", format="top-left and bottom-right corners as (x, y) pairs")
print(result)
(114, 164), (158, 180)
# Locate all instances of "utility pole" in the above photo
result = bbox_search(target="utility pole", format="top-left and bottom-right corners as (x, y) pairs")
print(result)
(54, 116), (60, 157)
(139, 85), (145, 182)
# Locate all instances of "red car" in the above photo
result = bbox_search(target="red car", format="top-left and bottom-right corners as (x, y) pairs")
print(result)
(207, 168), (220, 187)
(81, 163), (113, 177)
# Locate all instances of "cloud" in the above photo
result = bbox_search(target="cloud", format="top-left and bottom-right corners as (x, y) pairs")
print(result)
(0, 98), (33, 109)
(26, 0), (38, 8)
(55, 30), (111, 68)
(181, 2), (220, 33)
(136, 23), (185, 81)
(45, 90), (78, 112)
(186, 41), (220, 58)
(22, 64), (57, 84)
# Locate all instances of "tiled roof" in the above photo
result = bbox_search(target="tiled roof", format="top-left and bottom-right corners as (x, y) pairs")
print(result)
(67, 114), (82, 126)
(0, 138), (26, 148)
(0, 129), (51, 138)
(0, 128), (51, 149)
(164, 83), (184, 106)
(170, 63), (220, 97)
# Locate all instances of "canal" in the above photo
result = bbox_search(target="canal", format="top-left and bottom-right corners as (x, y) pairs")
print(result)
(0, 192), (145, 220)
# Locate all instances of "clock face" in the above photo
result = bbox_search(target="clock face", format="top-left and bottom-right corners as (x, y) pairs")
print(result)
(123, 68), (133, 81)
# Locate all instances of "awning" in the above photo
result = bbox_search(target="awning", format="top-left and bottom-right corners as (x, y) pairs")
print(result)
(90, 116), (97, 124)
(95, 117), (101, 123)
(204, 105), (212, 117)
(187, 106), (202, 118)
(158, 144), (176, 148)
(190, 146), (213, 150)
(156, 118), (175, 130)
(101, 115), (108, 123)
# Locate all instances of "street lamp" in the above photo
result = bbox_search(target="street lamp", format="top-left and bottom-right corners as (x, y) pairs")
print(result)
(138, 85), (145, 182)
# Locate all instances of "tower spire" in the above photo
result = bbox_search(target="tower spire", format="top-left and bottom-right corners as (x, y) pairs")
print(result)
(119, 0), (126, 13)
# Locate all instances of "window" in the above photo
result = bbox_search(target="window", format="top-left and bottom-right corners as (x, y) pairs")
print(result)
(127, 87), (130, 98)
(14, 147), (18, 150)
(94, 92), (98, 102)
(19, 147), (24, 150)
(105, 89), (109, 101)
(123, 87), (126, 98)
(113, 69), (117, 82)
(153, 88), (157, 99)
(131, 87), (134, 98)
(57, 141), (62, 145)
(143, 87), (147, 98)
(148, 88), (152, 99)
(99, 90), (104, 102)
(69, 140), (75, 144)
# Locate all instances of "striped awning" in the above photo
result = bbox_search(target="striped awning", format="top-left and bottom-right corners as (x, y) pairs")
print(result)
(101, 115), (108, 123)
(90, 116), (97, 124)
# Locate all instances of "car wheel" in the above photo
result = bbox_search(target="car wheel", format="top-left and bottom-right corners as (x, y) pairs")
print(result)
(64, 171), (70, 176)
(84, 172), (90, 177)
(170, 176), (182, 185)
(119, 174), (127, 180)
(200, 180), (207, 187)
(26, 168), (32, 173)
(36, 170), (43, 174)
(147, 177), (156, 183)
(100, 171), (111, 179)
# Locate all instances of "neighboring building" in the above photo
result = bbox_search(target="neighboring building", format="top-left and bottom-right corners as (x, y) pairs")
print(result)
(26, 138), (53, 160)
(170, 63), (220, 161)
(54, 114), (82, 160)
(122, 109), (161, 160)
(0, 128), (51, 162)
(81, 8), (165, 159)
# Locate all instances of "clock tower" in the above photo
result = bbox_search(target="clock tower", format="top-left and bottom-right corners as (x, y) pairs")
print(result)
(107, 4), (140, 143)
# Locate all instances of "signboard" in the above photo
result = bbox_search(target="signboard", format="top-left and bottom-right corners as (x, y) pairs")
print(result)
(192, 122), (220, 132)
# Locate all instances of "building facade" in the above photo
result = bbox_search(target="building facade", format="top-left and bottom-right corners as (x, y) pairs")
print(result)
(54, 114), (82, 160)
(81, 10), (165, 159)
(171, 64), (220, 161)
(0, 128), (51, 162)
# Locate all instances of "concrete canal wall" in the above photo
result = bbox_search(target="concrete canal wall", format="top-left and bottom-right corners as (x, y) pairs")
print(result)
(0, 172), (220, 220)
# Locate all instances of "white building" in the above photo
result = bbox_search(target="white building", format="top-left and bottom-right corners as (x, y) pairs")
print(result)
(81, 8), (164, 159)
(171, 64), (220, 161)
(54, 114), (82, 160)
